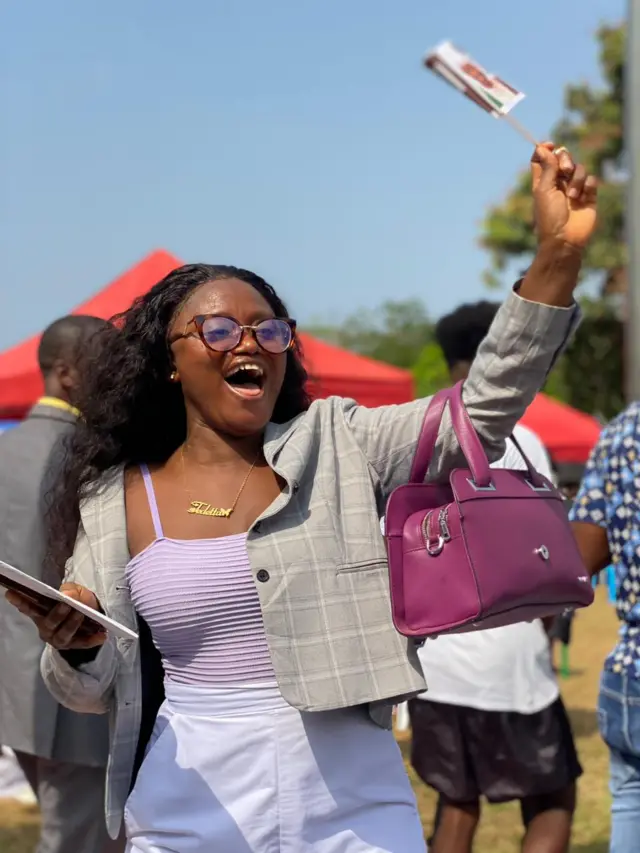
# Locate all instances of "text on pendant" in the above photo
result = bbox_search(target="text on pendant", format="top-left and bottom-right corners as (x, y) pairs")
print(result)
(188, 502), (232, 518)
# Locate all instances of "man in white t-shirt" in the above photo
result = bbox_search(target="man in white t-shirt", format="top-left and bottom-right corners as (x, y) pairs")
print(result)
(0, 747), (36, 803)
(408, 302), (582, 853)
(420, 425), (558, 716)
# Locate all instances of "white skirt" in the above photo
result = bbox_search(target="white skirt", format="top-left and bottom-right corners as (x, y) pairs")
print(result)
(124, 681), (426, 853)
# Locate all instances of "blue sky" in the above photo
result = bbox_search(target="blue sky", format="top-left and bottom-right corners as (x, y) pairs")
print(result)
(1, 0), (624, 350)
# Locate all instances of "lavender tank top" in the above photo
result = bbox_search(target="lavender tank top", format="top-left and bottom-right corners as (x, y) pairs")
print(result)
(125, 465), (276, 686)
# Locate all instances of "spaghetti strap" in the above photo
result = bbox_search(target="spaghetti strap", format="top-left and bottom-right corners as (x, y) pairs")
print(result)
(140, 464), (164, 539)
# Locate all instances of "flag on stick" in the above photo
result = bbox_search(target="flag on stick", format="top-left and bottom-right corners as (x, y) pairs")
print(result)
(424, 41), (538, 145)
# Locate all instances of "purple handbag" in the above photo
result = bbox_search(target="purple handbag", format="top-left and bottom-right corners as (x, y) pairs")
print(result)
(385, 381), (594, 638)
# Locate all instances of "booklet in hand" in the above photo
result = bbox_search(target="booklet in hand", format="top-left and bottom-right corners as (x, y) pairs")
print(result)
(0, 559), (138, 641)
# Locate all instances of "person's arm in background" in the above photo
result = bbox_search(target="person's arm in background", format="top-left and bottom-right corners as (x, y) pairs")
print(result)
(569, 434), (612, 577)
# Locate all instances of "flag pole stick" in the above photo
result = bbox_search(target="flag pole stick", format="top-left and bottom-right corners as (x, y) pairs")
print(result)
(501, 112), (539, 147)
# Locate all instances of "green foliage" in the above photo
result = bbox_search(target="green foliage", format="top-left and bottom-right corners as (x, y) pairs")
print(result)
(481, 20), (626, 419)
(543, 359), (572, 406)
(306, 24), (627, 419)
(412, 341), (450, 398)
(305, 299), (434, 369)
(481, 23), (626, 295)
(545, 298), (624, 421)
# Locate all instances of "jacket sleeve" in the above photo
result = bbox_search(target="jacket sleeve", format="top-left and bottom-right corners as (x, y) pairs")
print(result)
(40, 526), (118, 715)
(341, 288), (579, 500)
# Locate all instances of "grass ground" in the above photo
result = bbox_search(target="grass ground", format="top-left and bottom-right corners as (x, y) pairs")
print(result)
(0, 588), (617, 852)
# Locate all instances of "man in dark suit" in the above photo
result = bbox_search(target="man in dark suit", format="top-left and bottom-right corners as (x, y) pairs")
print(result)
(0, 315), (121, 853)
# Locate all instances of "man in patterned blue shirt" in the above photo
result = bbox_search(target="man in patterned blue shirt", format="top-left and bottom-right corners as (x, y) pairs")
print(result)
(571, 402), (640, 853)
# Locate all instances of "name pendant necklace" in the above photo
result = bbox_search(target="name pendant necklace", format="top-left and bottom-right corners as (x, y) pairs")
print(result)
(181, 446), (260, 518)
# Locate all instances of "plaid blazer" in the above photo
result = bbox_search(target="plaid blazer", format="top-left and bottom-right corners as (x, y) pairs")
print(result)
(41, 290), (578, 838)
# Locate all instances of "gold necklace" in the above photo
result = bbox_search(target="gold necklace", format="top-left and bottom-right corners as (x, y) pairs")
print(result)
(181, 446), (260, 518)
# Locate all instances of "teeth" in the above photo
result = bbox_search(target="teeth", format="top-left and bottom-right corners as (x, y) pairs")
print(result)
(233, 365), (262, 376)
(227, 364), (264, 379)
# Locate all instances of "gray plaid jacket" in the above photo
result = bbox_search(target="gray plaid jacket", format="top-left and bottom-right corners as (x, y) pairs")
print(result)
(41, 290), (578, 838)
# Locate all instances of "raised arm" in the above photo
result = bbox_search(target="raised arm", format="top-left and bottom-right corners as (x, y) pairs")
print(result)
(343, 144), (597, 498)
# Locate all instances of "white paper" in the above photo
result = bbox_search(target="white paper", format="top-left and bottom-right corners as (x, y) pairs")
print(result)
(0, 559), (138, 641)
(424, 41), (525, 117)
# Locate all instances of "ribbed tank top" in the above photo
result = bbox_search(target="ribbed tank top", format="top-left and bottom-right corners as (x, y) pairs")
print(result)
(125, 465), (276, 686)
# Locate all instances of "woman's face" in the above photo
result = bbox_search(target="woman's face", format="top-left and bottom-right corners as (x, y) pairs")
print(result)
(169, 278), (289, 438)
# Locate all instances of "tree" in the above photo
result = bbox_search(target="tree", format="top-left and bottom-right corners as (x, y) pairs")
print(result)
(481, 22), (626, 295)
(305, 299), (434, 369)
(412, 341), (450, 398)
(479, 21), (626, 418)
(559, 303), (624, 421)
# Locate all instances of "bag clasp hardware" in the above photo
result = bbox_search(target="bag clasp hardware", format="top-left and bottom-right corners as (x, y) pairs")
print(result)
(422, 511), (446, 556)
(426, 535), (445, 556)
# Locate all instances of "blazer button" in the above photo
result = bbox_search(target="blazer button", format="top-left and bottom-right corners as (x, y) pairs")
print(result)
(256, 569), (270, 583)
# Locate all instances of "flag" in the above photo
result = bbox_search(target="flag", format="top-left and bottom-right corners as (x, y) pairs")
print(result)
(424, 41), (525, 117)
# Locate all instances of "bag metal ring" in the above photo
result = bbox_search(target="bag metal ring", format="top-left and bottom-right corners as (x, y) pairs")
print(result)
(426, 535), (445, 556)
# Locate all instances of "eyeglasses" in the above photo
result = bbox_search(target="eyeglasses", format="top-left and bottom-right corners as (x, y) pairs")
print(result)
(171, 315), (296, 354)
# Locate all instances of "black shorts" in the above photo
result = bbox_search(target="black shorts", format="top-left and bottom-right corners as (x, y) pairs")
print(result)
(549, 610), (575, 645)
(408, 696), (582, 804)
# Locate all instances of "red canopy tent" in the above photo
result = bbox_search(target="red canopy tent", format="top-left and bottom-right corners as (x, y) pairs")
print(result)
(0, 249), (603, 463)
(301, 336), (413, 406)
(0, 250), (413, 419)
(519, 393), (602, 465)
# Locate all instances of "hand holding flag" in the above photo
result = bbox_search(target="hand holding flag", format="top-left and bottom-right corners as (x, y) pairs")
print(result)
(532, 143), (598, 251)
(422, 41), (599, 306)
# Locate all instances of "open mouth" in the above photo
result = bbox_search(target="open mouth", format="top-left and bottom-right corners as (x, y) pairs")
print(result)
(223, 364), (266, 398)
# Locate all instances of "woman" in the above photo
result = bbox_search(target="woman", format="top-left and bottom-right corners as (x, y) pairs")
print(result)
(7, 144), (597, 853)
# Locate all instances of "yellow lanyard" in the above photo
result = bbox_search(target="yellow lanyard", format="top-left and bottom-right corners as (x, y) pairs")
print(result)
(37, 396), (81, 419)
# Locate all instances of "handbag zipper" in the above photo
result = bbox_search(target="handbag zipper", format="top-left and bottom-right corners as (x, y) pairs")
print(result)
(438, 507), (451, 542)
(422, 508), (449, 556)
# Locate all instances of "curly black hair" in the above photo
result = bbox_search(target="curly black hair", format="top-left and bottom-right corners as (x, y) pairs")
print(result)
(434, 300), (501, 369)
(46, 263), (311, 578)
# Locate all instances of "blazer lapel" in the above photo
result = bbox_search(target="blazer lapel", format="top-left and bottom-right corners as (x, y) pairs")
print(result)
(80, 467), (138, 637)
(264, 416), (308, 490)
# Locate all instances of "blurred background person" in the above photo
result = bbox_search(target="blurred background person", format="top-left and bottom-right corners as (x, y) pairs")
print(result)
(408, 301), (582, 853)
(548, 470), (581, 677)
(0, 746), (35, 804)
(571, 402), (640, 853)
(0, 315), (120, 853)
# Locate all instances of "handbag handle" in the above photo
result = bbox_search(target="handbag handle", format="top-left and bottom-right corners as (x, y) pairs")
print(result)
(447, 381), (548, 489)
(409, 382), (548, 488)
(409, 387), (452, 482)
(410, 384), (491, 485)
(505, 430), (549, 488)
